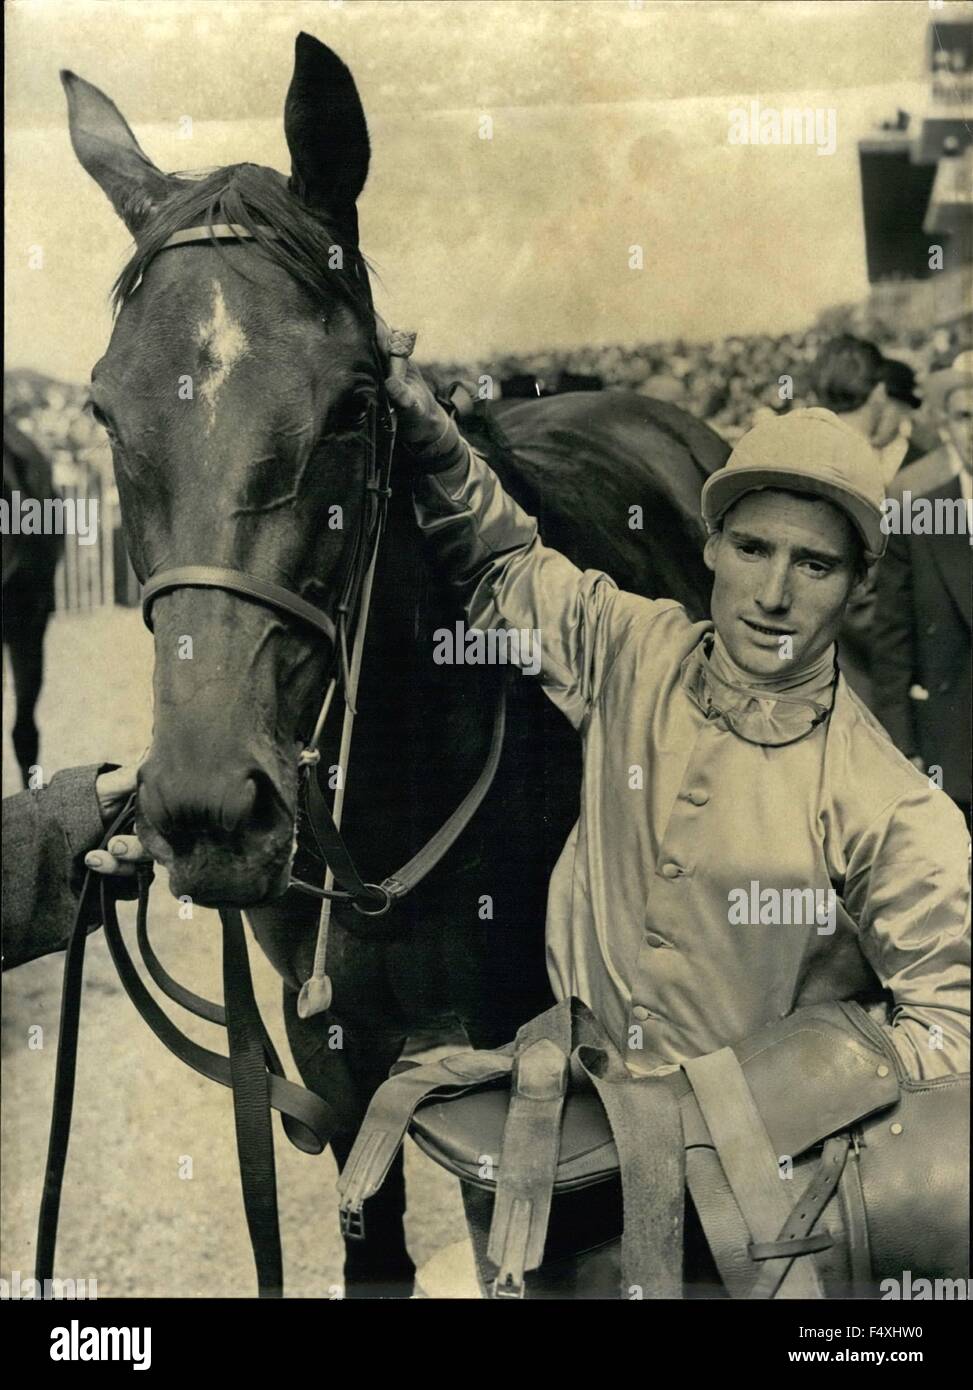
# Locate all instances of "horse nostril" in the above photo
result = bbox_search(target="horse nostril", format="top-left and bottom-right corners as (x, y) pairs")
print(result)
(220, 775), (257, 834)
(139, 762), (284, 841)
(242, 769), (285, 836)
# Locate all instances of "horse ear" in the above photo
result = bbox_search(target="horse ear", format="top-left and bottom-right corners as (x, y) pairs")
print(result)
(284, 33), (370, 225)
(61, 70), (172, 234)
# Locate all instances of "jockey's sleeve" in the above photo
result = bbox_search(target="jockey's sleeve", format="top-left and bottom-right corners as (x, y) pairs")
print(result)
(412, 440), (653, 726)
(843, 786), (970, 1078)
(2, 764), (110, 969)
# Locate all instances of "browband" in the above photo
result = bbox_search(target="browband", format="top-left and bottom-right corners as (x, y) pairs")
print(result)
(157, 223), (278, 250)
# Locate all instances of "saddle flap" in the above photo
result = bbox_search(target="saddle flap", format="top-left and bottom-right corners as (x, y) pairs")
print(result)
(699, 1002), (901, 1160)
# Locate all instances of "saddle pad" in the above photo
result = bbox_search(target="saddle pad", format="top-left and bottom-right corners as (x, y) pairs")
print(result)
(411, 1088), (619, 1191)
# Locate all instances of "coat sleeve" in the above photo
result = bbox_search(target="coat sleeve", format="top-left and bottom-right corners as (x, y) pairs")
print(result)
(1, 765), (109, 970)
(843, 786), (971, 1079)
(413, 441), (657, 729)
(870, 530), (919, 759)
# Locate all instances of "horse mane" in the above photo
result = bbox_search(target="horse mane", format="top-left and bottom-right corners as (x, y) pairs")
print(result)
(111, 163), (372, 319)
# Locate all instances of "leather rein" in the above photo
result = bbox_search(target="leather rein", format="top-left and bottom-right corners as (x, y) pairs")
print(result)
(37, 221), (506, 1297)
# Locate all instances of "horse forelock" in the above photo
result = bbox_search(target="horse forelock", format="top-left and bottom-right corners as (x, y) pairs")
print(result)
(111, 163), (372, 324)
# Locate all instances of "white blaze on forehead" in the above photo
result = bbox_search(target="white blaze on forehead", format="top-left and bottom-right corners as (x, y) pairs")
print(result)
(195, 282), (248, 426)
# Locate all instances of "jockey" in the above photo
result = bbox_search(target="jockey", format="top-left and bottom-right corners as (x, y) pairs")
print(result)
(385, 356), (971, 1083)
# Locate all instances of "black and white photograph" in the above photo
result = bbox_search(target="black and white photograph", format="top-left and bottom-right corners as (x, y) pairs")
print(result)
(2, 0), (970, 1354)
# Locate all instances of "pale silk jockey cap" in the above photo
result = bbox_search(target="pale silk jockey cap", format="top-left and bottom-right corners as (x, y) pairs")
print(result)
(700, 407), (888, 560)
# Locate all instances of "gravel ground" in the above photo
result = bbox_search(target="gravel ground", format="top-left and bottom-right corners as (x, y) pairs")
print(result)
(2, 606), (478, 1298)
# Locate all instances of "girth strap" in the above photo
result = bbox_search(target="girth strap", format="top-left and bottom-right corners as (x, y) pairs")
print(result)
(337, 1050), (513, 1238)
(576, 1047), (684, 1299)
(488, 1033), (570, 1298)
(683, 1047), (826, 1299)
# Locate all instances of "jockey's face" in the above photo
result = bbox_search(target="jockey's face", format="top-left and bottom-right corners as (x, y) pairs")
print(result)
(704, 490), (861, 679)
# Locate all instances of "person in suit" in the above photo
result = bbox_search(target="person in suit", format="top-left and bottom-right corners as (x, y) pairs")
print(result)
(2, 761), (150, 970)
(871, 355), (973, 826)
(807, 337), (923, 706)
(810, 335), (920, 486)
(887, 351), (973, 501)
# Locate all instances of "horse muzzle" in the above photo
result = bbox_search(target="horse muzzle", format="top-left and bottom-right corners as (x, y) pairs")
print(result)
(137, 757), (297, 906)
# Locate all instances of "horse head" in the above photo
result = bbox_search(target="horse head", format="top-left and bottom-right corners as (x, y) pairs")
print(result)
(64, 34), (382, 906)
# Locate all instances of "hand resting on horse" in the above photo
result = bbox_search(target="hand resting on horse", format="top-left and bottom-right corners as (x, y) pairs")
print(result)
(383, 344), (467, 473)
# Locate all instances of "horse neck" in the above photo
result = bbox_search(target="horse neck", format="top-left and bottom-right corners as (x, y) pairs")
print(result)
(332, 467), (494, 862)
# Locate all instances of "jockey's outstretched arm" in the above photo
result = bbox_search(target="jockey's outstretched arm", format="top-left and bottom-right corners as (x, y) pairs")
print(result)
(389, 359), (659, 730)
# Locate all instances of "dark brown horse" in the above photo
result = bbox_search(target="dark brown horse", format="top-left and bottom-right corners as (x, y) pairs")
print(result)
(63, 33), (727, 1295)
(3, 417), (63, 786)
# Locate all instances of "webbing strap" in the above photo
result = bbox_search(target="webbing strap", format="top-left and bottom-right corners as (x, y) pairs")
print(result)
(337, 1051), (513, 1237)
(488, 1036), (569, 1298)
(577, 1048), (684, 1298)
(683, 1047), (825, 1299)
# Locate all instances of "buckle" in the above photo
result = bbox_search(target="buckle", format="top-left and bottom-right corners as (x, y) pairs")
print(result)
(339, 1205), (366, 1240)
(491, 1272), (525, 1300)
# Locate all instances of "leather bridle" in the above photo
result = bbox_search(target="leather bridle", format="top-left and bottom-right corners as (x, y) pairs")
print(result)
(137, 223), (507, 972)
(37, 219), (507, 1298)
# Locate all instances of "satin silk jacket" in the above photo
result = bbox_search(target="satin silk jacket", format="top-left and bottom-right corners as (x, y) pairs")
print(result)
(413, 444), (971, 1080)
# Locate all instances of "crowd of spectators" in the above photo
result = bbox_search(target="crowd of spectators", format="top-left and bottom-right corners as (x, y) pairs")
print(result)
(5, 308), (970, 484)
(426, 314), (973, 445)
(4, 374), (108, 494)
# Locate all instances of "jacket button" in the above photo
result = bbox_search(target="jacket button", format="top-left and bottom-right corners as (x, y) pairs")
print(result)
(926, 623), (937, 636)
(632, 1006), (652, 1022)
(661, 862), (683, 879)
(937, 680), (951, 693)
(683, 789), (709, 806)
(644, 931), (669, 948)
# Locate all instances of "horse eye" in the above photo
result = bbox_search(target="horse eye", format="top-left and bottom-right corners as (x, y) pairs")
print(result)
(331, 392), (372, 434)
(88, 402), (115, 435)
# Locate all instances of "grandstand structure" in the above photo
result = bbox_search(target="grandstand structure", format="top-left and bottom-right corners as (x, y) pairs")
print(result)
(858, 14), (973, 333)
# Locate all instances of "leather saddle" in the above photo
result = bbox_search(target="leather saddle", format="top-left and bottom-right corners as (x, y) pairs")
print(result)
(338, 998), (969, 1298)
